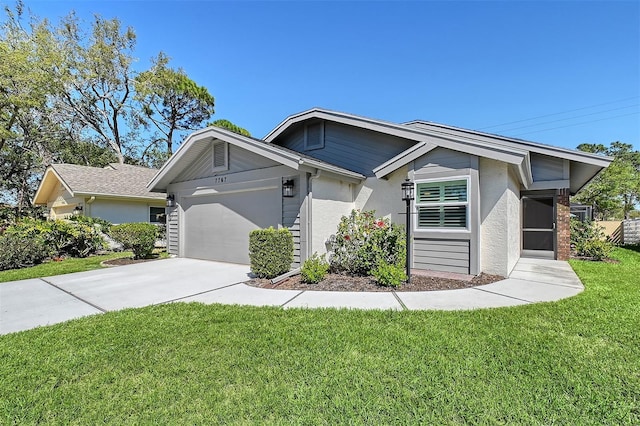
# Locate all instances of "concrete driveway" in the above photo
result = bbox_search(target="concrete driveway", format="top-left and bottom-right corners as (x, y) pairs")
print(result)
(0, 258), (251, 335)
(1, 257), (584, 335)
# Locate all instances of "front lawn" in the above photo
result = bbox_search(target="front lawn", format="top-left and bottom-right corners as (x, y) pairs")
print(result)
(0, 251), (133, 283)
(0, 247), (638, 424)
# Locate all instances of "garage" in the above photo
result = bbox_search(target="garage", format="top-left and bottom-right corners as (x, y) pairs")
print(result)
(182, 187), (280, 264)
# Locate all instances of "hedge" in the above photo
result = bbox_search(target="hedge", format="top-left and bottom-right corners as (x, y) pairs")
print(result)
(248, 227), (294, 279)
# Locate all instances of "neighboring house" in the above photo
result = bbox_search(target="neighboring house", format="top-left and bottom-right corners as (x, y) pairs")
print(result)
(34, 163), (166, 225)
(148, 108), (611, 276)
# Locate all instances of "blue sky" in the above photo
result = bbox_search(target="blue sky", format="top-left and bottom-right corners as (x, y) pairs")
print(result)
(15, 1), (640, 150)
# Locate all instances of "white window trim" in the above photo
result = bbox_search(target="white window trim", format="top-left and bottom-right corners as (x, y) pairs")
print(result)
(304, 122), (325, 150)
(212, 141), (229, 173)
(414, 176), (470, 232)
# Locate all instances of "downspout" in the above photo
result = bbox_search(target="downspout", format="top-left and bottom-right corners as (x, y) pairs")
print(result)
(307, 169), (322, 259)
(86, 196), (96, 217)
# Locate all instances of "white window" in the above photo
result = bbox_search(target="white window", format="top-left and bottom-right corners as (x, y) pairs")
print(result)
(149, 206), (165, 223)
(415, 178), (469, 229)
(212, 141), (228, 172)
(304, 122), (324, 150)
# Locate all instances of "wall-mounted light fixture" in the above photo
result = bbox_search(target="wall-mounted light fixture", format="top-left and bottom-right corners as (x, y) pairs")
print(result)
(73, 205), (83, 215)
(166, 194), (175, 207)
(282, 179), (294, 197)
(401, 178), (415, 283)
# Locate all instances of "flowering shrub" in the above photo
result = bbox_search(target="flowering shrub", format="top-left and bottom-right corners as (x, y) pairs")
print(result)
(327, 210), (406, 276)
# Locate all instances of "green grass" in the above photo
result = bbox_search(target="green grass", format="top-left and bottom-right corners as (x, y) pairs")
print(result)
(1, 247), (638, 424)
(0, 252), (134, 283)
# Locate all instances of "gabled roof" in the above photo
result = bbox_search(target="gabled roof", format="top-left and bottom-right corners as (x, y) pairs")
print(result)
(265, 108), (612, 193)
(33, 163), (165, 205)
(147, 126), (365, 191)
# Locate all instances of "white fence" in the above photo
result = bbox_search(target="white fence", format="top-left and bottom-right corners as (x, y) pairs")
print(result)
(623, 219), (640, 245)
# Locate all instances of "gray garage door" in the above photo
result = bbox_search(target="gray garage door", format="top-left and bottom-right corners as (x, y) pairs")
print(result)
(183, 188), (280, 264)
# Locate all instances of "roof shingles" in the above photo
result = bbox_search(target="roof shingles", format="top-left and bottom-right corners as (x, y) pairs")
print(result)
(52, 163), (164, 199)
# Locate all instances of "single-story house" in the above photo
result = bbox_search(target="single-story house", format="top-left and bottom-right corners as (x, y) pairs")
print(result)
(148, 108), (611, 277)
(34, 163), (166, 224)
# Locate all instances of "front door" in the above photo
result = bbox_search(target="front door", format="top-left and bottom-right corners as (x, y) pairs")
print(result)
(522, 196), (555, 259)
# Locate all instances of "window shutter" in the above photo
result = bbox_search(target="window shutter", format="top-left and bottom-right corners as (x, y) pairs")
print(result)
(415, 179), (469, 229)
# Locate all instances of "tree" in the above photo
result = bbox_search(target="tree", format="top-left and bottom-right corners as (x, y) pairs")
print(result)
(208, 119), (251, 137)
(54, 13), (139, 164)
(574, 142), (640, 219)
(0, 2), (71, 207)
(135, 52), (215, 157)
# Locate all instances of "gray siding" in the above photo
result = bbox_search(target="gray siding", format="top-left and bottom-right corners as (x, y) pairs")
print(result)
(413, 239), (470, 274)
(174, 142), (279, 183)
(167, 206), (179, 255)
(411, 148), (477, 275)
(414, 147), (472, 175)
(276, 121), (415, 176)
(531, 153), (564, 182)
(282, 176), (302, 267)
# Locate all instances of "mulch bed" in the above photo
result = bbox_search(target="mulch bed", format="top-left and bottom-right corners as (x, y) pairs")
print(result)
(101, 257), (163, 266)
(246, 272), (504, 292)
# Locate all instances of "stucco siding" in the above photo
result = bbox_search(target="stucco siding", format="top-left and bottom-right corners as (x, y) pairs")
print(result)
(310, 177), (354, 255)
(479, 158), (519, 276)
(89, 200), (161, 224)
(173, 141), (279, 183)
(276, 121), (414, 177)
(354, 167), (407, 225)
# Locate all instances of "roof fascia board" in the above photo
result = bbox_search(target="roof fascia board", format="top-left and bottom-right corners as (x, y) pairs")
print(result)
(373, 141), (437, 178)
(298, 164), (364, 184)
(265, 109), (530, 166)
(74, 192), (165, 202)
(149, 125), (363, 191)
(33, 167), (75, 204)
(148, 127), (301, 190)
(407, 121), (613, 168)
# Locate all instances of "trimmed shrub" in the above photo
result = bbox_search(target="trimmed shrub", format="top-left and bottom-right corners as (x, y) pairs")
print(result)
(301, 253), (329, 284)
(372, 261), (407, 287)
(249, 227), (293, 279)
(110, 223), (158, 259)
(327, 210), (406, 276)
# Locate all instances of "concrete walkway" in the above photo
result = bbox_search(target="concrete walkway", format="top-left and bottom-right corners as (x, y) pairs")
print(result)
(0, 257), (583, 335)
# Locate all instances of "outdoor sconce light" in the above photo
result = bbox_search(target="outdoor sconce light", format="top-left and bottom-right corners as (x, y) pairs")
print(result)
(166, 194), (175, 207)
(282, 179), (294, 197)
(73, 205), (83, 215)
(401, 178), (414, 283)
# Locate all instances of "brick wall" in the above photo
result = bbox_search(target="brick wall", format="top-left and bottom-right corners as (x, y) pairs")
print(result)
(556, 188), (570, 260)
